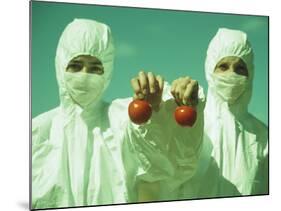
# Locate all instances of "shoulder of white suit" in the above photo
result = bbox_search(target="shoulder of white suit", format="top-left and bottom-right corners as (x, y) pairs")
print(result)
(107, 97), (132, 128)
(32, 107), (60, 132)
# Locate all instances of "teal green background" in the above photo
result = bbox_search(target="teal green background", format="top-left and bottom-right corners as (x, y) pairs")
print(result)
(31, 1), (269, 125)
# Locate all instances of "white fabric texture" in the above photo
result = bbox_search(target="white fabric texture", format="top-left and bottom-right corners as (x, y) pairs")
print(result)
(203, 28), (268, 196)
(32, 18), (206, 209)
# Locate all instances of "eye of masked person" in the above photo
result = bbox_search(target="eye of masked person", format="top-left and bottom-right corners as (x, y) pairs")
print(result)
(66, 55), (104, 75)
(214, 56), (248, 77)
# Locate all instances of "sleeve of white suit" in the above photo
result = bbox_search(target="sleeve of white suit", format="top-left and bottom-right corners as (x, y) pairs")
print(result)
(31, 109), (59, 207)
(32, 115), (50, 207)
(125, 104), (175, 183)
(108, 97), (174, 184)
(252, 133), (269, 194)
(160, 84), (205, 191)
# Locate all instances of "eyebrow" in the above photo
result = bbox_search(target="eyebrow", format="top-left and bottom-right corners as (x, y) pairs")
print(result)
(236, 63), (246, 68)
(89, 61), (102, 65)
(69, 60), (102, 65)
(218, 62), (228, 66)
(216, 61), (228, 67)
(69, 60), (83, 64)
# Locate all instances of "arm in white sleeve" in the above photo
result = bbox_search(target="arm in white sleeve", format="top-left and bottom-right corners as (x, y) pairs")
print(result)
(108, 97), (174, 184)
(32, 108), (59, 208)
(160, 84), (206, 190)
(125, 103), (175, 183)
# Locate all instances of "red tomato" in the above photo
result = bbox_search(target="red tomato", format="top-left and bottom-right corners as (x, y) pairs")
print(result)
(128, 99), (152, 125)
(174, 105), (197, 127)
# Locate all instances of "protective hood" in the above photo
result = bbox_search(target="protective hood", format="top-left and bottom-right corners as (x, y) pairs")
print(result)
(205, 28), (254, 113)
(55, 18), (114, 112)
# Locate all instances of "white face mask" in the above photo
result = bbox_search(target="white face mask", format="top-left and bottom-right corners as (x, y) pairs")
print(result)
(64, 72), (105, 108)
(211, 72), (248, 104)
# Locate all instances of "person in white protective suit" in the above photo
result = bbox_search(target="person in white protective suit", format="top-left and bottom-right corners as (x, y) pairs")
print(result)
(32, 18), (206, 209)
(198, 28), (268, 197)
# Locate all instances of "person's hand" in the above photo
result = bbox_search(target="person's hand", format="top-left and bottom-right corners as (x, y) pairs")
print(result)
(170, 76), (199, 106)
(131, 71), (164, 111)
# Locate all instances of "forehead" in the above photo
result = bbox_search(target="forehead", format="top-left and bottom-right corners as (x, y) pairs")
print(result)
(217, 56), (245, 65)
(70, 55), (101, 63)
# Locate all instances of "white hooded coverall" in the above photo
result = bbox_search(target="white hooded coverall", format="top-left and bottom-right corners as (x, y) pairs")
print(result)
(32, 18), (205, 209)
(200, 28), (268, 197)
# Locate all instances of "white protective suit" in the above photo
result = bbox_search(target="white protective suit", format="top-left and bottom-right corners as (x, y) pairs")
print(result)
(32, 18), (205, 209)
(201, 28), (268, 196)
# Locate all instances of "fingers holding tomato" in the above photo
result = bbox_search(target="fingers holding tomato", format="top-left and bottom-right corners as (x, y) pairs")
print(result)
(131, 71), (164, 111)
(170, 76), (198, 107)
(171, 76), (199, 127)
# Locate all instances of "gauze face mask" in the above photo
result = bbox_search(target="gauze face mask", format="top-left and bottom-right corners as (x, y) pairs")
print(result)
(64, 72), (105, 108)
(211, 72), (248, 104)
